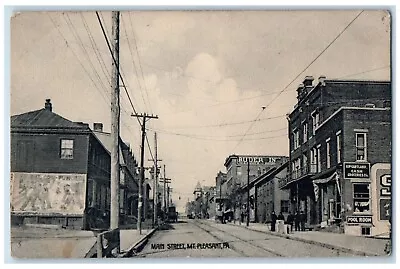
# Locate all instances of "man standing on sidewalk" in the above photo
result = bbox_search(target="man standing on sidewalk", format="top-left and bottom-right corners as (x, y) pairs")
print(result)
(287, 212), (294, 233)
(300, 211), (306, 231)
(270, 211), (277, 232)
(294, 211), (300, 231)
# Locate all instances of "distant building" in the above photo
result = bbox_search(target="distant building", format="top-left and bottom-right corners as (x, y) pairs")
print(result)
(10, 99), (143, 229)
(254, 161), (290, 223)
(280, 77), (391, 237)
(223, 155), (288, 221)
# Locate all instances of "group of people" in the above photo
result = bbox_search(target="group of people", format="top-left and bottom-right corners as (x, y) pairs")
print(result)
(270, 211), (307, 233)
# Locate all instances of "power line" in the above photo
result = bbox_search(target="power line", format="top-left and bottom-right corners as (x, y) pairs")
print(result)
(80, 13), (112, 84)
(63, 13), (110, 96)
(47, 14), (110, 106)
(96, 12), (156, 164)
(232, 108), (266, 151)
(150, 129), (287, 142)
(164, 114), (286, 129)
(121, 13), (150, 113)
(128, 12), (153, 113)
(334, 65), (390, 79)
(147, 126), (287, 138)
(228, 10), (364, 152)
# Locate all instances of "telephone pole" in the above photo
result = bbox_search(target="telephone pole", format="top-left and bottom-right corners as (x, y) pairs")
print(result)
(132, 113), (158, 234)
(110, 11), (120, 231)
(247, 160), (250, 227)
(150, 132), (162, 227)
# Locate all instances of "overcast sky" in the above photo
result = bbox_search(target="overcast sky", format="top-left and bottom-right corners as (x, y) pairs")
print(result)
(10, 10), (390, 211)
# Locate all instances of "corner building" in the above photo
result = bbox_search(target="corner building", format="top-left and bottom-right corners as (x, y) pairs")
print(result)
(280, 76), (391, 237)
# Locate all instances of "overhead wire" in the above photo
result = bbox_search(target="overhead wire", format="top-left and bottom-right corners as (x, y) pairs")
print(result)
(95, 11), (156, 163)
(121, 13), (150, 113)
(229, 10), (365, 152)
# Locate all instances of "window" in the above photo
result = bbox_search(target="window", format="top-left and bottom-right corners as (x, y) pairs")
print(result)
(302, 153), (308, 172)
(317, 144), (321, 173)
(353, 183), (370, 213)
(280, 200), (290, 213)
(356, 132), (367, 161)
(361, 227), (371, 236)
(310, 148), (317, 173)
(60, 139), (74, 159)
(293, 129), (300, 149)
(326, 138), (331, 169)
(303, 122), (308, 143)
(336, 131), (342, 164)
(311, 110), (320, 135)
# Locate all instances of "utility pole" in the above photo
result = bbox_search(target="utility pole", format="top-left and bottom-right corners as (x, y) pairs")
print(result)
(132, 113), (158, 234)
(159, 174), (171, 218)
(163, 165), (167, 214)
(110, 11), (120, 232)
(150, 132), (162, 228)
(247, 160), (250, 227)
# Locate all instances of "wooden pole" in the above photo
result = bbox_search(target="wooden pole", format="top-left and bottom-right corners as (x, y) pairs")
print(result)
(110, 10), (120, 231)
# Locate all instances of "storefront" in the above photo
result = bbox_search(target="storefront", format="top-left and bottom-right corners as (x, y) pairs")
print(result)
(344, 163), (391, 237)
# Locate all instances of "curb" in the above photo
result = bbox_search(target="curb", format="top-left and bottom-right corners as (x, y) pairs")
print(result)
(119, 224), (161, 258)
(224, 222), (380, 257)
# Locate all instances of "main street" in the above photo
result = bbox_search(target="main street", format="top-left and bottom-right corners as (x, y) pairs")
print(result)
(135, 219), (360, 258)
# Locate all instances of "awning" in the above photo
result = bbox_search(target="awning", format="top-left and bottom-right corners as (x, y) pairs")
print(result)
(312, 172), (337, 184)
(312, 172), (341, 201)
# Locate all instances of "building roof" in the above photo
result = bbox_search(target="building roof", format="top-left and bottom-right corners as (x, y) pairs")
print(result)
(11, 108), (88, 129)
(92, 131), (125, 165)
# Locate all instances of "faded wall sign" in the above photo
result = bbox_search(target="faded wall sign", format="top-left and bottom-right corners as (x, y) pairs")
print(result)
(11, 172), (86, 215)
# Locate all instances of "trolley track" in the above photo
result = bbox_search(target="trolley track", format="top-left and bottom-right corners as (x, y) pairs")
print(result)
(191, 220), (284, 257)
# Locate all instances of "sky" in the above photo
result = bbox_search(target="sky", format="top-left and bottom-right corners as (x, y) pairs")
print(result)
(10, 10), (391, 212)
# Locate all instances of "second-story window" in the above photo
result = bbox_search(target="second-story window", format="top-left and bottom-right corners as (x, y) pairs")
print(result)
(60, 139), (74, 159)
(310, 147), (317, 173)
(317, 144), (321, 173)
(326, 138), (331, 169)
(356, 132), (367, 161)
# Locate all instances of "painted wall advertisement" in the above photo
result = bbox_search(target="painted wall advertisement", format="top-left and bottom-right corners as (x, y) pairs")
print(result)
(11, 172), (86, 215)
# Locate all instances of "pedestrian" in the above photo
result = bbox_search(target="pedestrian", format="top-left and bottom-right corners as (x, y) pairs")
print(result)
(287, 211), (294, 233)
(270, 211), (277, 232)
(294, 211), (300, 231)
(300, 210), (306, 231)
(277, 212), (285, 233)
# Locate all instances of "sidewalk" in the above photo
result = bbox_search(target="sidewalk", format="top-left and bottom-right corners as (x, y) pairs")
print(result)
(10, 224), (156, 259)
(222, 221), (389, 256)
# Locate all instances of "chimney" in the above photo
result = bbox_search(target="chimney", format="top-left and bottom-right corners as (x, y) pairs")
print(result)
(93, 123), (103, 132)
(303, 76), (314, 87)
(44, 99), (52, 112)
(318, 75), (326, 86)
(296, 83), (305, 100)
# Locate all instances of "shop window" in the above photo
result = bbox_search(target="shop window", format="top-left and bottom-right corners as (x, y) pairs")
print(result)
(280, 200), (289, 213)
(353, 183), (370, 213)
(60, 139), (74, 159)
(356, 132), (367, 161)
(361, 227), (371, 236)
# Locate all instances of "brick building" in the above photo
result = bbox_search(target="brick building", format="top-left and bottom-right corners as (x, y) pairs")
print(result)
(10, 99), (142, 229)
(224, 155), (288, 221)
(279, 77), (391, 237)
